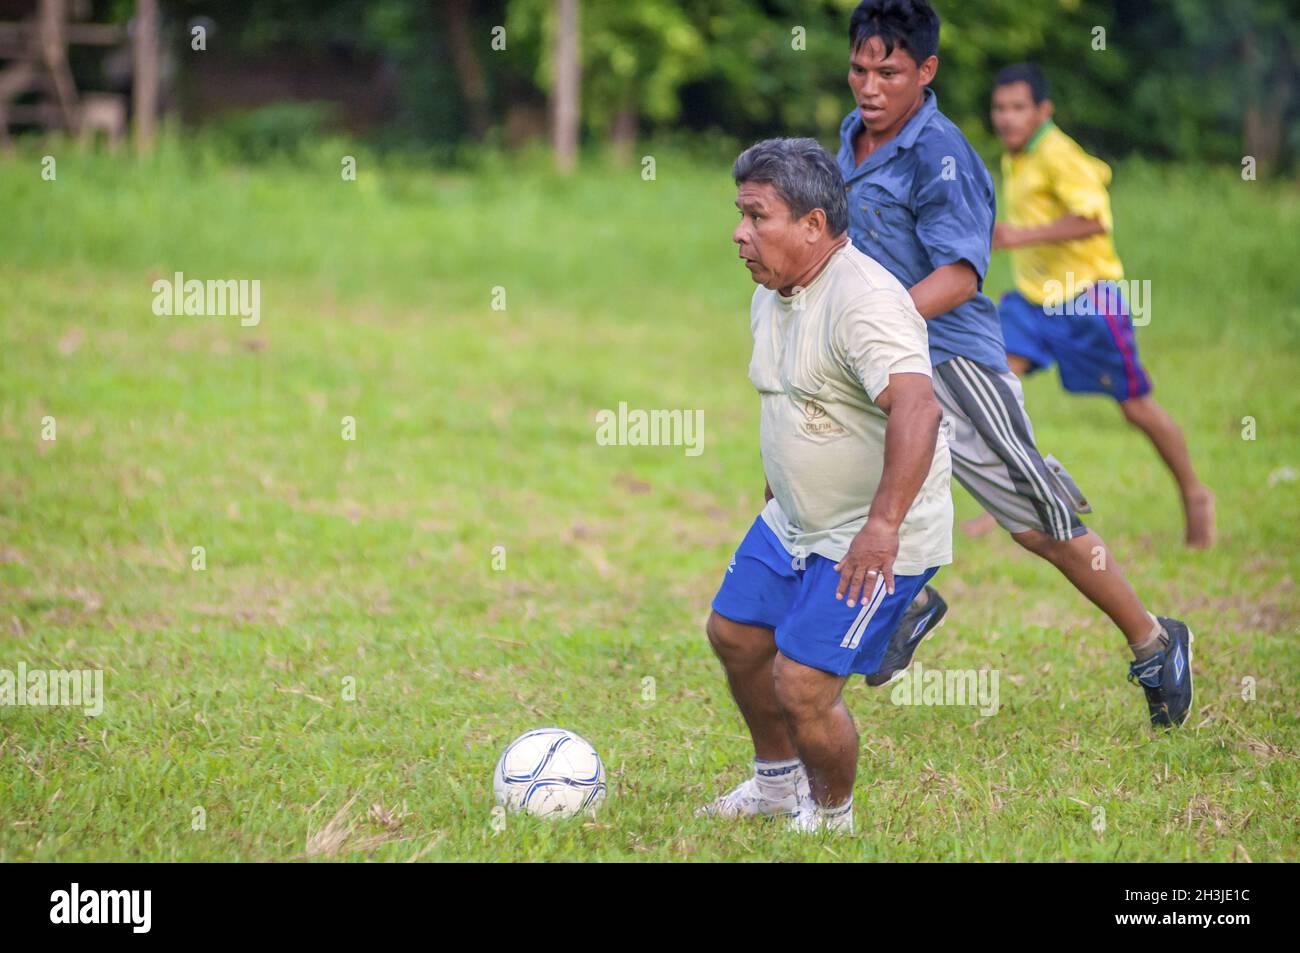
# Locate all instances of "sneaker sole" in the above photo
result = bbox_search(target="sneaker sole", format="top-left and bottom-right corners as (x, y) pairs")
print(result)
(696, 800), (802, 819)
(698, 808), (799, 820)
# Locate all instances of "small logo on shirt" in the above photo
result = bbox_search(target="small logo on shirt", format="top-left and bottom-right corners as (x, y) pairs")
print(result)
(802, 399), (846, 437)
(727, 554), (736, 574)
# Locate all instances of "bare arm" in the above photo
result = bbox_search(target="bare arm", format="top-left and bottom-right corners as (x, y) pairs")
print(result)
(907, 261), (979, 321)
(994, 214), (1106, 249)
(867, 373), (943, 531)
(834, 372), (942, 604)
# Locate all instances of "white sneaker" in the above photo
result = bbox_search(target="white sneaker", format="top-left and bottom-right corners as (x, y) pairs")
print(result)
(786, 799), (854, 834)
(696, 769), (805, 819)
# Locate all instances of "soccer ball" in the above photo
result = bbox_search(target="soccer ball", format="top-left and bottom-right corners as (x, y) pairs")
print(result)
(493, 727), (607, 818)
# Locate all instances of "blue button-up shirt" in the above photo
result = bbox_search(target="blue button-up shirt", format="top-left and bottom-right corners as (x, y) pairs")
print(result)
(837, 88), (1007, 371)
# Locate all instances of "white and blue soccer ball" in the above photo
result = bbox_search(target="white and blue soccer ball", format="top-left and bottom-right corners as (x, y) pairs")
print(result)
(493, 727), (607, 818)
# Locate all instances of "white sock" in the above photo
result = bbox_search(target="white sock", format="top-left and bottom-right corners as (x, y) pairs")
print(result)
(824, 796), (852, 812)
(753, 757), (803, 798)
(823, 796), (854, 830)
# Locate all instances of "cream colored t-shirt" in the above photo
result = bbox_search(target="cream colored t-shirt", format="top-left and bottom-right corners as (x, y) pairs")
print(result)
(749, 240), (953, 575)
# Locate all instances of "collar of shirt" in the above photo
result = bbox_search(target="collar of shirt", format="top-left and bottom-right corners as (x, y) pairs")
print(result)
(839, 87), (939, 183)
(1023, 118), (1055, 154)
(1003, 119), (1057, 174)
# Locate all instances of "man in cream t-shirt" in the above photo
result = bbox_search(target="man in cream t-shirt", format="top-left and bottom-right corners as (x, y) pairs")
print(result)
(699, 138), (952, 833)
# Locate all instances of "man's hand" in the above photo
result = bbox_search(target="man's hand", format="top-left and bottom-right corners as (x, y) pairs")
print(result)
(992, 221), (1022, 250)
(834, 517), (900, 606)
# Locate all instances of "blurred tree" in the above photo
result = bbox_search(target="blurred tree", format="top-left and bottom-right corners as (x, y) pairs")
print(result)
(552, 0), (579, 171)
(162, 0), (510, 148)
(508, 0), (709, 158)
(1120, 0), (1299, 173)
(147, 0), (1298, 170)
(444, 0), (490, 141)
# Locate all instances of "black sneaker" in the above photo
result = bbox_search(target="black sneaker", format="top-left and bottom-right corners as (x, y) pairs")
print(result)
(1127, 617), (1195, 728)
(865, 586), (947, 687)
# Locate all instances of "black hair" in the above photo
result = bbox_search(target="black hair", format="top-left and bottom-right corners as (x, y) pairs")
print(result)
(733, 138), (849, 237)
(848, 0), (940, 65)
(994, 63), (1050, 103)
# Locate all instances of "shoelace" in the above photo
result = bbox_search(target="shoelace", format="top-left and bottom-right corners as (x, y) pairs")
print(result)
(1128, 658), (1162, 688)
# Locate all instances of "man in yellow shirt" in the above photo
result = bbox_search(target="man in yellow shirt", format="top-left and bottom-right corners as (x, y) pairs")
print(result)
(986, 63), (1214, 548)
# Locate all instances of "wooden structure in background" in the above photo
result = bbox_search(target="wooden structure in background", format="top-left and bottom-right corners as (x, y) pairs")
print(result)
(0, 0), (158, 151)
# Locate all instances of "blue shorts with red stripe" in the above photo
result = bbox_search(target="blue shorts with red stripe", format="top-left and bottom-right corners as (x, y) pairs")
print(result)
(711, 516), (939, 678)
(999, 282), (1152, 401)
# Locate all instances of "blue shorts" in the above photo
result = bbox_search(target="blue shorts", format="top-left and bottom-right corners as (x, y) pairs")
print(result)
(999, 283), (1152, 401)
(711, 516), (939, 678)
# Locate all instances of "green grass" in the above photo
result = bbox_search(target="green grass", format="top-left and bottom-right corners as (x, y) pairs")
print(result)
(1, 139), (1298, 861)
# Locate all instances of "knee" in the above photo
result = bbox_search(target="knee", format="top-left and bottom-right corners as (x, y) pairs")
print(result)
(772, 657), (824, 722)
(706, 611), (763, 662)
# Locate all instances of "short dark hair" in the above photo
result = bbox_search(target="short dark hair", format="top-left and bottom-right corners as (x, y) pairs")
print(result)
(732, 138), (848, 236)
(994, 63), (1050, 104)
(848, 0), (940, 65)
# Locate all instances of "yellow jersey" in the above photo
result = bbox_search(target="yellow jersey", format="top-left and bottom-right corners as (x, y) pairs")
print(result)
(1000, 121), (1124, 305)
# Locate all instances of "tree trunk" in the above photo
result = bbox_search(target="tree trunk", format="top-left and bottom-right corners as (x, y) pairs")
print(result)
(1244, 104), (1283, 173)
(552, 0), (579, 174)
(608, 106), (636, 164)
(1240, 24), (1293, 175)
(444, 0), (489, 141)
(38, 0), (80, 133)
(133, 0), (158, 152)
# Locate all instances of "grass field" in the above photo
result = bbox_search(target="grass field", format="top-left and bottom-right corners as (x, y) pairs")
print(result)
(1, 140), (1298, 861)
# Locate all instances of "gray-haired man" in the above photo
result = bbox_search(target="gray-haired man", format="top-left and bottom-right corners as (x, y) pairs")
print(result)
(699, 138), (953, 832)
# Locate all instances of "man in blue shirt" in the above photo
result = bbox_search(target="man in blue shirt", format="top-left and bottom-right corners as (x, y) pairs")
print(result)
(834, 0), (1194, 730)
